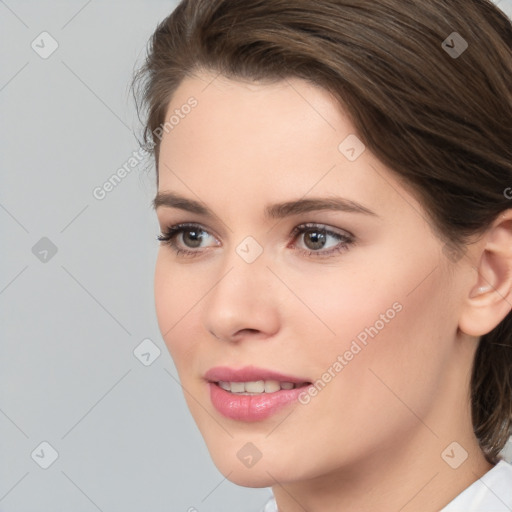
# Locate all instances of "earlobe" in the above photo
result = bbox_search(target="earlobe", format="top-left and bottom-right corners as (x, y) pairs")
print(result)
(458, 211), (512, 338)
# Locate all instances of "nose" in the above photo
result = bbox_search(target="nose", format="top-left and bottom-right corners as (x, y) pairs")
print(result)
(202, 244), (281, 343)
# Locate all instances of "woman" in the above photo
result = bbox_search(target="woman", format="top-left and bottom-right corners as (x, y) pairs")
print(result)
(132, 0), (512, 510)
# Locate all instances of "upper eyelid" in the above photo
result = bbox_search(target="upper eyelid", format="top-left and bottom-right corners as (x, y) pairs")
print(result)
(291, 222), (354, 237)
(162, 222), (221, 241)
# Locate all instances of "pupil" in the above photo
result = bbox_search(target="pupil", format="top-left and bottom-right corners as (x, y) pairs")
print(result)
(184, 230), (203, 248)
(306, 230), (326, 250)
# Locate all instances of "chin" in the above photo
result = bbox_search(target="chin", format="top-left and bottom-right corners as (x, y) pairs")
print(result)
(206, 440), (307, 488)
(225, 470), (275, 488)
(199, 438), (278, 487)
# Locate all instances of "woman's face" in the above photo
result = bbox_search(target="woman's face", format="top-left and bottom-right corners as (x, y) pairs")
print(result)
(154, 71), (473, 486)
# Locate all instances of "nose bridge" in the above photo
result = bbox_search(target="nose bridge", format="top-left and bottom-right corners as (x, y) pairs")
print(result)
(202, 235), (280, 340)
(217, 232), (269, 297)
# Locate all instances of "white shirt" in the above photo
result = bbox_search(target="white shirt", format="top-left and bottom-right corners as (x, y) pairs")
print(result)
(261, 459), (512, 511)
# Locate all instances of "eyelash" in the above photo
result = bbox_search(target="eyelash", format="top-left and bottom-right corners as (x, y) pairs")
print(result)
(157, 222), (355, 259)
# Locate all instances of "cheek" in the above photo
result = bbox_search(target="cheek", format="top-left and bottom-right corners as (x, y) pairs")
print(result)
(276, 261), (407, 359)
(154, 252), (203, 365)
(301, 260), (451, 434)
(287, 249), (448, 391)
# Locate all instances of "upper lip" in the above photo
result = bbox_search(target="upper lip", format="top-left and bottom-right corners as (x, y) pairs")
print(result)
(204, 365), (310, 384)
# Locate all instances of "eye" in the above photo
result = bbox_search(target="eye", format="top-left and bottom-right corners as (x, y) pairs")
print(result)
(289, 223), (354, 258)
(157, 223), (218, 258)
(157, 222), (355, 259)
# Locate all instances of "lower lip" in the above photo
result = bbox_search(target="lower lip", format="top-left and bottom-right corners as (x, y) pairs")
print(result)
(208, 382), (308, 421)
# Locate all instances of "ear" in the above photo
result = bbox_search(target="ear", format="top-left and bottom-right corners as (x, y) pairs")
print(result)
(458, 210), (512, 337)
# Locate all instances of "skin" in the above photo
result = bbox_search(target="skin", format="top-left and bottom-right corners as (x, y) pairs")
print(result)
(153, 69), (512, 512)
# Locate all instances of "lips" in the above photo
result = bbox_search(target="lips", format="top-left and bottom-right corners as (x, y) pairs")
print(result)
(204, 365), (310, 384)
(204, 365), (312, 421)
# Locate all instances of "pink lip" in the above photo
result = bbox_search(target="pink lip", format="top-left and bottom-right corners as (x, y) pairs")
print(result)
(204, 365), (311, 422)
(204, 365), (308, 383)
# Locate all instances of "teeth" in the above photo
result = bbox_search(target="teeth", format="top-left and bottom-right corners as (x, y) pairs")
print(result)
(218, 381), (231, 391)
(245, 380), (265, 393)
(230, 382), (245, 393)
(217, 380), (302, 394)
(264, 380), (281, 393)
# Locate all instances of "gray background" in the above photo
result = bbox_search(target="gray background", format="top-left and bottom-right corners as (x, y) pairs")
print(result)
(1, 1), (511, 511)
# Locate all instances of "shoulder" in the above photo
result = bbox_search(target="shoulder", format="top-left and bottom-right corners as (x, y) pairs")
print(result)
(441, 459), (512, 512)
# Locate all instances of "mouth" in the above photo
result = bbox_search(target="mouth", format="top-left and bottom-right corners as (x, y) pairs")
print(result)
(204, 366), (313, 421)
(213, 379), (310, 394)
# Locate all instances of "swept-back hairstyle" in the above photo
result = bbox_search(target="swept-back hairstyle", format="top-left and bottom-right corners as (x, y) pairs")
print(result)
(132, 0), (512, 463)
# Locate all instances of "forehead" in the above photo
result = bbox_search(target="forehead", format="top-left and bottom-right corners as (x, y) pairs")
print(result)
(163, 69), (348, 144)
(156, 71), (419, 228)
(159, 71), (353, 179)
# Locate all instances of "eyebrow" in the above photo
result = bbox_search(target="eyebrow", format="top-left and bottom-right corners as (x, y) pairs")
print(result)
(153, 191), (378, 219)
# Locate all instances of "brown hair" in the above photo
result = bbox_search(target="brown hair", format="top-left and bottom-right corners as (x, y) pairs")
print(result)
(132, 0), (512, 463)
